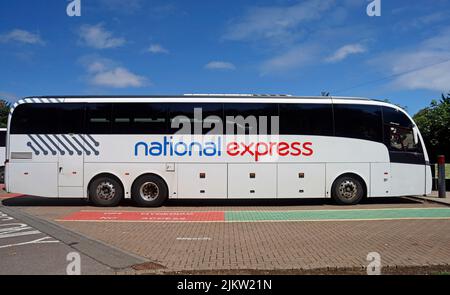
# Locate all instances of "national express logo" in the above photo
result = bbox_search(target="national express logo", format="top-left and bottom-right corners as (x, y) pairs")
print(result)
(134, 136), (313, 162)
(134, 109), (314, 162)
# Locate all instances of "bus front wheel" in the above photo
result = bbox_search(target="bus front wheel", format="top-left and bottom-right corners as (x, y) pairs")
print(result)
(331, 175), (364, 205)
(89, 175), (124, 207)
(131, 174), (168, 207)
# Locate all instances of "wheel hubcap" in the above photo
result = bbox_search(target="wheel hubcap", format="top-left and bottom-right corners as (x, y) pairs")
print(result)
(96, 182), (116, 201)
(140, 182), (159, 201)
(338, 180), (357, 199)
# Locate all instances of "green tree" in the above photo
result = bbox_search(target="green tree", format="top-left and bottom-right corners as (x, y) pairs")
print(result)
(413, 93), (450, 162)
(0, 99), (10, 128)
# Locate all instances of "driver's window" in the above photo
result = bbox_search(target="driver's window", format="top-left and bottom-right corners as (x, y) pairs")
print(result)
(389, 125), (418, 152)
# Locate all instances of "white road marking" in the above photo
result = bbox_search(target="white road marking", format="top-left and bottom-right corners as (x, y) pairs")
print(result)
(0, 211), (60, 249)
(0, 236), (59, 249)
(176, 237), (212, 241)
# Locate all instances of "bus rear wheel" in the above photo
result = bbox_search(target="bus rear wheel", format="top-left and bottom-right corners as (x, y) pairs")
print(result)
(332, 175), (364, 205)
(89, 176), (123, 207)
(132, 175), (168, 207)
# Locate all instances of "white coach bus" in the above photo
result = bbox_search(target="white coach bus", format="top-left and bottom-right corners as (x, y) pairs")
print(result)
(5, 95), (432, 207)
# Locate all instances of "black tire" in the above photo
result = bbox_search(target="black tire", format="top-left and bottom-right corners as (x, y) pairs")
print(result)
(0, 166), (4, 184)
(332, 175), (364, 205)
(131, 174), (168, 207)
(89, 176), (123, 207)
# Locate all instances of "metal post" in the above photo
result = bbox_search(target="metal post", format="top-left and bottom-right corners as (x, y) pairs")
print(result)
(437, 155), (446, 198)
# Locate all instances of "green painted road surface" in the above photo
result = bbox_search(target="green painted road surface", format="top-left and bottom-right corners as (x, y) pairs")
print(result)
(60, 208), (450, 223)
(225, 208), (450, 222)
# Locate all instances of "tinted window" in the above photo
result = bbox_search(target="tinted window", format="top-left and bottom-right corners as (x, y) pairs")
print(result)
(334, 104), (383, 142)
(382, 106), (412, 128)
(387, 125), (420, 152)
(59, 103), (85, 134)
(86, 104), (112, 134)
(169, 103), (223, 134)
(224, 103), (278, 134)
(382, 106), (421, 153)
(280, 103), (333, 136)
(11, 103), (60, 134)
(0, 131), (6, 147)
(112, 103), (168, 134)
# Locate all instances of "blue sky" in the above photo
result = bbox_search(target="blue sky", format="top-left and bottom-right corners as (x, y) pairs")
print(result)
(0, 0), (449, 115)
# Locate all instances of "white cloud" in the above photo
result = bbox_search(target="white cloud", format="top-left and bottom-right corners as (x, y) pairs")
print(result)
(78, 24), (125, 49)
(325, 43), (367, 63)
(80, 56), (148, 88)
(386, 50), (450, 91)
(147, 44), (169, 54)
(222, 0), (373, 75)
(373, 27), (450, 92)
(204, 61), (236, 70)
(92, 68), (147, 88)
(260, 44), (320, 74)
(223, 0), (335, 42)
(0, 29), (45, 45)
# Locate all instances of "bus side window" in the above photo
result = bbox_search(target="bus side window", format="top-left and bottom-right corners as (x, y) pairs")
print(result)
(168, 103), (223, 135)
(86, 103), (112, 134)
(224, 103), (278, 135)
(112, 103), (168, 134)
(10, 103), (60, 134)
(59, 103), (85, 134)
(279, 103), (333, 136)
(334, 104), (383, 142)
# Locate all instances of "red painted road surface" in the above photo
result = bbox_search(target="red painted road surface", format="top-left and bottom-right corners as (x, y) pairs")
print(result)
(60, 211), (226, 222)
(0, 193), (24, 199)
(0, 184), (24, 199)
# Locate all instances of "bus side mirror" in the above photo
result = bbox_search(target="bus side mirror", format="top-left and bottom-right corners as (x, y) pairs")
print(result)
(413, 127), (419, 145)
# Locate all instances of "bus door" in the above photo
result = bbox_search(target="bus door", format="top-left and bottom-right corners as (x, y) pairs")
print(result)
(57, 134), (85, 197)
(56, 103), (87, 198)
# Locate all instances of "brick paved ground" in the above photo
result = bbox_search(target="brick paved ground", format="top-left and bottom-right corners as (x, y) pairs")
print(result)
(59, 219), (450, 271)
(2, 193), (450, 273)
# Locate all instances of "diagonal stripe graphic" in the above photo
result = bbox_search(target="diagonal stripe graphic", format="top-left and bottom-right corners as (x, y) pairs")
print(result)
(44, 135), (64, 155)
(53, 135), (74, 155)
(79, 135), (99, 155)
(27, 135), (48, 155)
(62, 135), (82, 155)
(36, 134), (57, 155)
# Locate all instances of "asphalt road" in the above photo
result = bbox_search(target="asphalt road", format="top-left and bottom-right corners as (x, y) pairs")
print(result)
(0, 205), (146, 275)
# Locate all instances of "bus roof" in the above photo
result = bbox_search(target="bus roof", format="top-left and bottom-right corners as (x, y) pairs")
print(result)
(13, 94), (402, 112)
(20, 94), (373, 100)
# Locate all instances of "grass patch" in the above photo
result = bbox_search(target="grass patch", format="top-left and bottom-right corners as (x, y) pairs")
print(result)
(433, 164), (450, 179)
